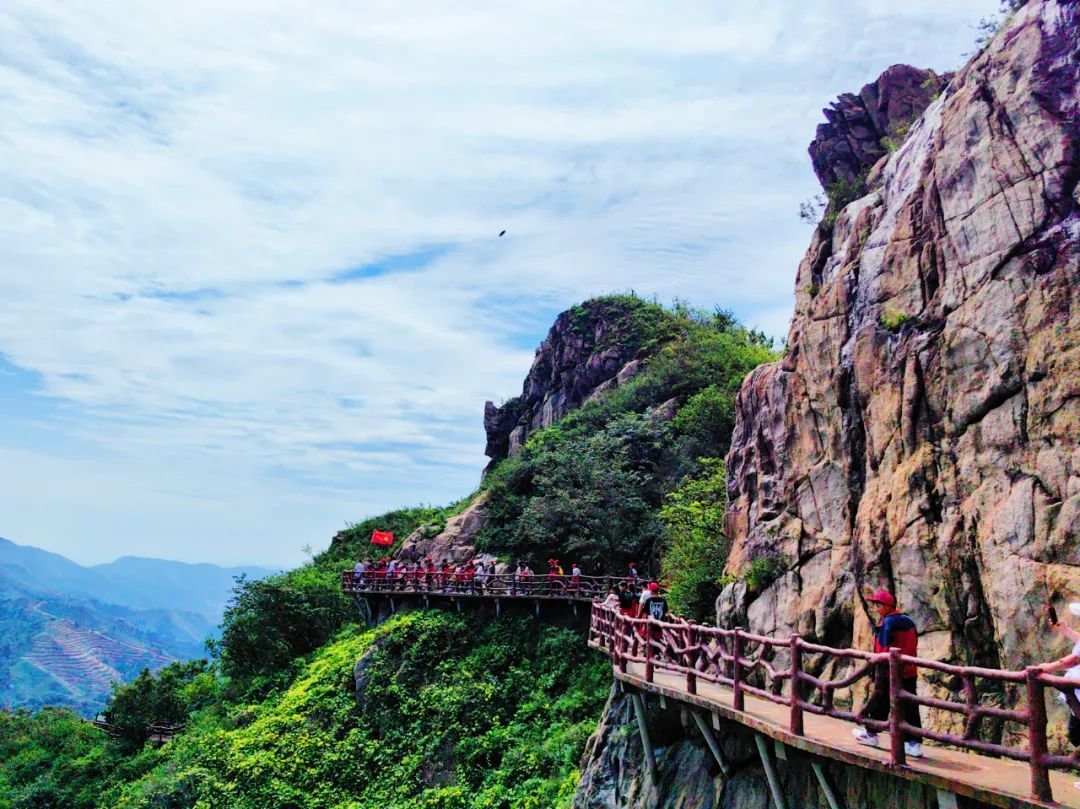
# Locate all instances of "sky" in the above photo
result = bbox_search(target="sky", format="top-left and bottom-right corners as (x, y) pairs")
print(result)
(0, 0), (996, 567)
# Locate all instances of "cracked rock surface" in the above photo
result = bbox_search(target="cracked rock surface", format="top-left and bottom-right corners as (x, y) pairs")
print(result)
(722, 0), (1080, 740)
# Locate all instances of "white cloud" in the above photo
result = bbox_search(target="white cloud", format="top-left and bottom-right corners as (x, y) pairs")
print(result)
(0, 0), (994, 565)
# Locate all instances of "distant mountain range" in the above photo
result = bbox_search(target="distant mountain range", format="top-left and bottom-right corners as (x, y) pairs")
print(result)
(0, 537), (274, 715)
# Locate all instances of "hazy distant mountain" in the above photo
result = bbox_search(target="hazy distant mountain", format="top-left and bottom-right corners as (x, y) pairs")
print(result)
(0, 537), (274, 715)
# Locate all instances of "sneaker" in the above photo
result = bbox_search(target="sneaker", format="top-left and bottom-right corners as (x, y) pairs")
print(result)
(851, 727), (878, 747)
(1074, 781), (1080, 792)
(904, 741), (924, 758)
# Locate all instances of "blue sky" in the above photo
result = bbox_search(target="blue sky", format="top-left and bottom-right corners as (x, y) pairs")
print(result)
(0, 0), (995, 566)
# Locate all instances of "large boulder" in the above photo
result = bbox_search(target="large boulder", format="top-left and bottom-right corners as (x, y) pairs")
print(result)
(808, 64), (949, 191)
(394, 493), (491, 564)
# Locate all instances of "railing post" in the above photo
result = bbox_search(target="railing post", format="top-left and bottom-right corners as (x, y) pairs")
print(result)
(645, 617), (654, 683)
(888, 648), (906, 766)
(1025, 666), (1053, 802)
(618, 614), (628, 674)
(733, 629), (745, 712)
(789, 634), (804, 736)
(686, 625), (698, 695)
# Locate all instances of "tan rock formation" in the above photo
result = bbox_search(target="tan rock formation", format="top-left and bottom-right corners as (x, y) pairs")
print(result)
(394, 493), (491, 564)
(483, 299), (650, 467)
(722, 0), (1080, 726)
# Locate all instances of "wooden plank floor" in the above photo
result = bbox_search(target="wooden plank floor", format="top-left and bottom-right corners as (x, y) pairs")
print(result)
(609, 656), (1080, 809)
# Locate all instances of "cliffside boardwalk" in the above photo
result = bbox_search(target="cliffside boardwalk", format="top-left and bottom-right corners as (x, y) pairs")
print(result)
(345, 574), (1080, 808)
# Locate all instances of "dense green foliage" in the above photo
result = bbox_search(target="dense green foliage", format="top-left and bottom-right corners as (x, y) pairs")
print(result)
(0, 295), (780, 808)
(104, 659), (216, 750)
(0, 612), (607, 809)
(657, 458), (730, 622)
(478, 299), (775, 577)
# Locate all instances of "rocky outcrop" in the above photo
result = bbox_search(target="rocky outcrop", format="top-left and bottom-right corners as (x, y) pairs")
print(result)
(483, 299), (650, 465)
(573, 690), (996, 808)
(394, 494), (491, 564)
(809, 64), (949, 190)
(722, 0), (1080, 738)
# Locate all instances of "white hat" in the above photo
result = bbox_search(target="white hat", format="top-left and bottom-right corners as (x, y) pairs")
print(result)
(1068, 603), (1080, 617)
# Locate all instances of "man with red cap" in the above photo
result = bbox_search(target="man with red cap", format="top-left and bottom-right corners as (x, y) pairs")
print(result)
(852, 588), (924, 758)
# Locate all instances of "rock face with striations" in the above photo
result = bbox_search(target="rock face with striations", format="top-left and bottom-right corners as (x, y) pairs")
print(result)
(483, 299), (649, 466)
(808, 64), (949, 190)
(721, 0), (1079, 730)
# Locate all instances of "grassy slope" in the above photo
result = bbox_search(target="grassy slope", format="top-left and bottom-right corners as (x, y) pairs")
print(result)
(102, 612), (608, 809)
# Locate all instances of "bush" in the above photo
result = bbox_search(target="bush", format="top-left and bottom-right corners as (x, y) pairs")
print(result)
(880, 305), (911, 332)
(210, 565), (354, 690)
(658, 459), (730, 622)
(743, 555), (786, 594)
(104, 660), (215, 750)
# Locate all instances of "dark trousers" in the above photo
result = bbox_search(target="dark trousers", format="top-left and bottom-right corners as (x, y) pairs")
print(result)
(1069, 713), (1080, 747)
(859, 667), (923, 742)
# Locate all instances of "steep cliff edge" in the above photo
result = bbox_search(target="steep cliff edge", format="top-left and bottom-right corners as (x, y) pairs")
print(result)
(723, 0), (1079, 705)
(484, 297), (666, 466)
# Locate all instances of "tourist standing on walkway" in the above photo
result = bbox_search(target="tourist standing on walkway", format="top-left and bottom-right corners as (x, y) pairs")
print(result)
(617, 582), (637, 616)
(547, 559), (563, 594)
(475, 559), (488, 592)
(1038, 602), (1080, 747)
(603, 585), (620, 607)
(570, 563), (582, 595)
(353, 559), (366, 585)
(852, 589), (924, 758)
(423, 558), (435, 591)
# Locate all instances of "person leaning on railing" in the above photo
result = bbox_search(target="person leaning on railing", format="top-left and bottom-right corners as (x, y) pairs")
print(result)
(1037, 602), (1080, 748)
(851, 588), (924, 759)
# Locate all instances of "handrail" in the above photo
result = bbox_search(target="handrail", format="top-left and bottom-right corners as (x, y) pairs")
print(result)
(341, 570), (657, 601)
(587, 603), (1080, 804)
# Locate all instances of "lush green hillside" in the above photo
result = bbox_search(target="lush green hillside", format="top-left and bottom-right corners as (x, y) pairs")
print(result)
(0, 612), (608, 809)
(479, 297), (775, 619)
(0, 296), (777, 808)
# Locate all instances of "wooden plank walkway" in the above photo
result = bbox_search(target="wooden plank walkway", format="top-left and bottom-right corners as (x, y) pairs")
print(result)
(607, 653), (1080, 809)
(345, 578), (1080, 807)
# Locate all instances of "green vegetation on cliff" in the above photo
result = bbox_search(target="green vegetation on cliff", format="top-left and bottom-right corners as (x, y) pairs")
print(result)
(0, 612), (607, 809)
(479, 297), (775, 618)
(0, 296), (777, 808)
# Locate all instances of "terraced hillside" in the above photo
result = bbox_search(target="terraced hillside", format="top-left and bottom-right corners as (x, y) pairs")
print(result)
(23, 604), (175, 703)
(0, 539), (271, 715)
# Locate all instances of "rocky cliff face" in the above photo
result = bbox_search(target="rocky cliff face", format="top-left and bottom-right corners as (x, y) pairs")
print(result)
(483, 299), (649, 466)
(808, 64), (949, 190)
(573, 690), (996, 808)
(722, 0), (1079, 715)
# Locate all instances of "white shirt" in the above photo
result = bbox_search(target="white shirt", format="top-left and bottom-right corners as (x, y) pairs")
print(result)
(354, 562), (366, 574)
(1059, 640), (1080, 704)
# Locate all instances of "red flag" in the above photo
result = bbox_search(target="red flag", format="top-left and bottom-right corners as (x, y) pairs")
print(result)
(370, 530), (394, 546)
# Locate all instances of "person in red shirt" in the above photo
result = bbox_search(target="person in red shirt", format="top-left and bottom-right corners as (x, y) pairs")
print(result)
(421, 558), (432, 591)
(463, 560), (477, 593)
(440, 559), (453, 592)
(852, 589), (924, 758)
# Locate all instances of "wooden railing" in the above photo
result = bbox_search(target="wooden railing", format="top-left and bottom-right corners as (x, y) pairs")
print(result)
(342, 570), (652, 602)
(588, 603), (1080, 803)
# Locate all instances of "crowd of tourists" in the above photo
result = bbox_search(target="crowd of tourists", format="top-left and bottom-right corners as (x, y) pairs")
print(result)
(352, 556), (598, 596)
(349, 545), (1080, 780)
